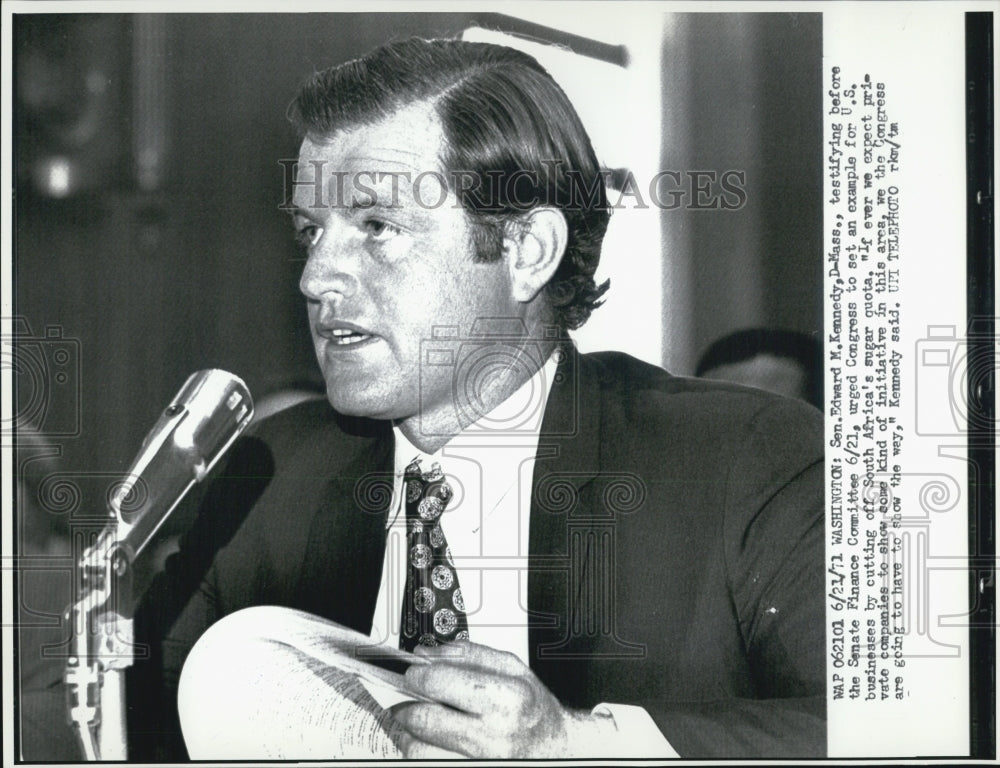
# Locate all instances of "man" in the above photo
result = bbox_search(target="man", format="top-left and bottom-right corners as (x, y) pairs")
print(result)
(129, 37), (824, 760)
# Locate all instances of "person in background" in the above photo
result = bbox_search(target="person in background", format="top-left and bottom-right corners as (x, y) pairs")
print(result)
(695, 327), (823, 410)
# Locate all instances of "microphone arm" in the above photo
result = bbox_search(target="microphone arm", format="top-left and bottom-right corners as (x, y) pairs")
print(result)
(65, 370), (254, 761)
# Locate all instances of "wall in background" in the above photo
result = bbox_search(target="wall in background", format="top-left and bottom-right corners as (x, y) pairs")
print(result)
(661, 13), (822, 373)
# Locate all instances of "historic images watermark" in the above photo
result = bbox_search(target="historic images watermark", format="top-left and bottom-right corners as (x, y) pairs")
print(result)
(277, 160), (748, 212)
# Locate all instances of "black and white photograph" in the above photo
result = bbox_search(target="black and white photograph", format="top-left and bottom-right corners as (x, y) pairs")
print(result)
(2, 2), (992, 763)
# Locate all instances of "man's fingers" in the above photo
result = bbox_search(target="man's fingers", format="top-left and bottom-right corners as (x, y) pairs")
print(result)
(406, 741), (467, 759)
(395, 729), (467, 759)
(404, 656), (531, 716)
(413, 640), (527, 675)
(394, 644), (575, 758)
(391, 702), (480, 755)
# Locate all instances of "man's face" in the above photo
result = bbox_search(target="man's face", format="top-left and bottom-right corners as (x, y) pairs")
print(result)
(293, 103), (519, 436)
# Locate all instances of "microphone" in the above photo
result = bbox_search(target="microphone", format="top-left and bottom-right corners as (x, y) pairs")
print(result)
(107, 369), (255, 563)
(66, 370), (253, 761)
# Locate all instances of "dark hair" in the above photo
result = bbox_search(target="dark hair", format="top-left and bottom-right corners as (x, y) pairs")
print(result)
(695, 328), (824, 409)
(288, 37), (610, 330)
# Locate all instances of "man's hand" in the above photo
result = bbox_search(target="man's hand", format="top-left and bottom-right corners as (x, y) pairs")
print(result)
(390, 641), (612, 758)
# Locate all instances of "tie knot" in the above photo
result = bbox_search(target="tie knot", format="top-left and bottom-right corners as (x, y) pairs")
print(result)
(404, 458), (446, 483)
(403, 458), (453, 519)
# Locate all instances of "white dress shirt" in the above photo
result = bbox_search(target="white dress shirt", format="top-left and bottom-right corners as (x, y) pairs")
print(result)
(368, 349), (677, 758)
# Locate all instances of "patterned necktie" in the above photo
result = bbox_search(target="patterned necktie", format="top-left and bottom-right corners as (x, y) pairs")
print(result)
(399, 458), (469, 651)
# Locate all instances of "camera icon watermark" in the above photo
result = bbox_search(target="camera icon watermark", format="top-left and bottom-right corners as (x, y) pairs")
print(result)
(914, 318), (996, 437)
(418, 318), (576, 440)
(2, 317), (82, 440)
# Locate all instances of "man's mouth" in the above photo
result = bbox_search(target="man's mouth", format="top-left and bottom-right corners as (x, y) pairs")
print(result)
(329, 327), (374, 346)
(316, 320), (379, 349)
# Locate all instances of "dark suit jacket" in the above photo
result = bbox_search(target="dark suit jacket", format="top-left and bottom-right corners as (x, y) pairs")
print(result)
(129, 349), (825, 759)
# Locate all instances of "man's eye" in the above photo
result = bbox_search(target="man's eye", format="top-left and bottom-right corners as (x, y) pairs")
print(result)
(295, 224), (322, 248)
(364, 219), (401, 242)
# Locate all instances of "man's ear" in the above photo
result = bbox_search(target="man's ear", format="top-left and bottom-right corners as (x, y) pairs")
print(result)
(505, 207), (568, 304)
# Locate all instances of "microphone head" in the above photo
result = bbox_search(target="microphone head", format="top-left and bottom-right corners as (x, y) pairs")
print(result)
(110, 370), (254, 559)
(168, 369), (255, 481)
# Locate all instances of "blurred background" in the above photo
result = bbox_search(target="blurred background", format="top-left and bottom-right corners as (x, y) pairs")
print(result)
(10, 10), (820, 758)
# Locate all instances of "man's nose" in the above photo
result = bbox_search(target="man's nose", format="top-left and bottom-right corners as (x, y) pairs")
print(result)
(298, 227), (360, 301)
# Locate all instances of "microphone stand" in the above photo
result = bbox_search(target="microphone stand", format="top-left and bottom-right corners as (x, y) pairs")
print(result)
(65, 526), (133, 761)
(64, 370), (254, 761)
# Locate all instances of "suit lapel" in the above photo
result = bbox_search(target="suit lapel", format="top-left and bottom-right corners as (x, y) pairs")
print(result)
(528, 347), (603, 698)
(295, 425), (394, 634)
